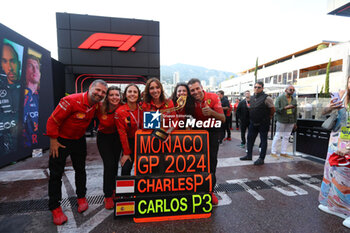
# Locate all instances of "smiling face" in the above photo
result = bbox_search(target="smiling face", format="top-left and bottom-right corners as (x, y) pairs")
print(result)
(107, 89), (120, 107)
(188, 81), (204, 102)
(89, 83), (107, 104)
(149, 81), (161, 101)
(126, 85), (139, 104)
(176, 85), (188, 98)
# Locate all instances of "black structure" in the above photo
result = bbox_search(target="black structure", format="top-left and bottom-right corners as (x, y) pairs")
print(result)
(51, 59), (66, 106)
(296, 119), (330, 159)
(56, 12), (160, 93)
(0, 23), (54, 167)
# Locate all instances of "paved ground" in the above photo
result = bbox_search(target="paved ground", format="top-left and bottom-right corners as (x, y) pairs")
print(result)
(0, 129), (348, 233)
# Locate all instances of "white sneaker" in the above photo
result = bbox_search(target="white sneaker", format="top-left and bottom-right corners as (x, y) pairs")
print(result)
(343, 217), (350, 228)
(318, 204), (347, 219)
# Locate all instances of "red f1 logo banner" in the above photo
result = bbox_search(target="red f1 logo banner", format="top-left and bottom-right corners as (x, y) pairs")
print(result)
(78, 33), (142, 52)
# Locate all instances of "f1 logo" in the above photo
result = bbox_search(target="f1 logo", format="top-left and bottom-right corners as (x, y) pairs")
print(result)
(78, 33), (142, 51)
(143, 111), (161, 129)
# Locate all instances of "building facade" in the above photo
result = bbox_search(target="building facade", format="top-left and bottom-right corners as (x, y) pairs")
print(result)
(221, 41), (350, 97)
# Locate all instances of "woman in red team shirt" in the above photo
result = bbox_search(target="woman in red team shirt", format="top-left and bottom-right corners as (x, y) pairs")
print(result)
(142, 78), (176, 129)
(96, 86), (122, 209)
(115, 84), (142, 176)
(170, 82), (195, 123)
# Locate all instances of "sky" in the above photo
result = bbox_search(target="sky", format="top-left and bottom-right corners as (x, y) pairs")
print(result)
(1, 0), (349, 73)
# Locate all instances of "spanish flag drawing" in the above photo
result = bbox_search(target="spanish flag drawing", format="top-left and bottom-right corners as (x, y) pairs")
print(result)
(115, 201), (135, 216)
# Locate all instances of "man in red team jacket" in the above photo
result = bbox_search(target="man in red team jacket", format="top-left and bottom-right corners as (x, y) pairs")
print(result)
(46, 79), (108, 225)
(188, 78), (225, 205)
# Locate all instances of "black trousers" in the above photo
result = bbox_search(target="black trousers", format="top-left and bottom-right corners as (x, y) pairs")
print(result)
(121, 138), (135, 176)
(225, 116), (231, 138)
(97, 132), (122, 197)
(240, 121), (249, 145)
(235, 113), (239, 129)
(48, 136), (87, 210)
(208, 130), (220, 189)
(228, 115), (232, 129)
(246, 122), (270, 160)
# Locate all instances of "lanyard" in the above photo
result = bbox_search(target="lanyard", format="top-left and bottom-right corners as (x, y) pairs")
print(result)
(129, 107), (140, 130)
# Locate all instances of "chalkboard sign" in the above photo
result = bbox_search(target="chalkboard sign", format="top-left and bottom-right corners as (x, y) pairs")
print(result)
(114, 130), (212, 222)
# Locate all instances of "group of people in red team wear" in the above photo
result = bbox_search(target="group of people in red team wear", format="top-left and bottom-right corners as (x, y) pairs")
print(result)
(46, 78), (225, 225)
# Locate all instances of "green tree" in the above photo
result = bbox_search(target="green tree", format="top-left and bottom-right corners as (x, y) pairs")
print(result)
(317, 44), (327, 51)
(325, 58), (331, 96)
(320, 85), (324, 94)
(254, 57), (258, 83)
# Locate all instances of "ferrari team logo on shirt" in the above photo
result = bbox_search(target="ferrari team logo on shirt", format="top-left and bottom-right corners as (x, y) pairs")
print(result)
(102, 114), (108, 120)
(76, 112), (86, 119)
(207, 99), (211, 105)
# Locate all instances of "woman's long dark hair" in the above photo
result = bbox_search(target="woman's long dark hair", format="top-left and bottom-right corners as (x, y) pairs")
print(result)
(171, 82), (195, 117)
(143, 78), (166, 104)
(101, 86), (121, 114)
(123, 84), (141, 103)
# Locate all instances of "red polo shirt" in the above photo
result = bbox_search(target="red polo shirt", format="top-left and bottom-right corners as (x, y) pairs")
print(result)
(96, 103), (122, 134)
(115, 104), (143, 155)
(46, 92), (98, 139)
(194, 91), (224, 121)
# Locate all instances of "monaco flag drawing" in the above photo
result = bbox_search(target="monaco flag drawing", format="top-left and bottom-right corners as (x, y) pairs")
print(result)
(116, 180), (135, 194)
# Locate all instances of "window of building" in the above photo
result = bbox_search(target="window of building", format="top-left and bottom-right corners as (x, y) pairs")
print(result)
(299, 59), (343, 78)
(273, 75), (277, 84)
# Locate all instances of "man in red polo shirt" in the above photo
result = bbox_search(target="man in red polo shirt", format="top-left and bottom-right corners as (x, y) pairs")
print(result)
(46, 79), (108, 225)
(188, 78), (225, 205)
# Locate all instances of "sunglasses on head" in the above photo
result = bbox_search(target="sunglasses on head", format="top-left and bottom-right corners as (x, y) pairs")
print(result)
(288, 89), (295, 91)
(254, 86), (262, 89)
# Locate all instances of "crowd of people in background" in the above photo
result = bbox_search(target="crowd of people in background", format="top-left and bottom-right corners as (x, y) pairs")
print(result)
(46, 78), (350, 228)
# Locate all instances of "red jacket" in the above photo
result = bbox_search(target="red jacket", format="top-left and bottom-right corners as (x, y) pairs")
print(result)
(46, 92), (98, 139)
(96, 103), (122, 134)
(115, 104), (143, 155)
(194, 91), (223, 122)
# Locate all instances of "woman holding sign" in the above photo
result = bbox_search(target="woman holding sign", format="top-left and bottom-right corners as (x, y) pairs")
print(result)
(142, 78), (178, 141)
(171, 82), (195, 122)
(115, 84), (143, 176)
(142, 78), (176, 115)
(96, 86), (122, 209)
(318, 76), (350, 229)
